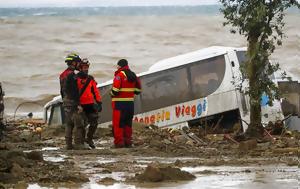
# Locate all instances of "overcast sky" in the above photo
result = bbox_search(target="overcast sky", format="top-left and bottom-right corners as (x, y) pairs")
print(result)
(0, 0), (219, 8)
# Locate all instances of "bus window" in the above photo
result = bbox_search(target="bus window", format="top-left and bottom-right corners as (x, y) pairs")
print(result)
(50, 105), (62, 125)
(190, 55), (226, 98)
(98, 85), (113, 123)
(141, 67), (190, 112)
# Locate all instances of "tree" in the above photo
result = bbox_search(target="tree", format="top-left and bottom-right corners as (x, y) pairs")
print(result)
(220, 0), (299, 138)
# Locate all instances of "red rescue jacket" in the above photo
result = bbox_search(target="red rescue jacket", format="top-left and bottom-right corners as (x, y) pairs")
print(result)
(76, 74), (101, 105)
(110, 66), (141, 102)
(59, 67), (74, 98)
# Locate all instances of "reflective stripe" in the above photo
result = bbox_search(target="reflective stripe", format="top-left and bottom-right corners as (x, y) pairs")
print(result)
(134, 88), (141, 92)
(112, 87), (120, 92)
(65, 57), (73, 61)
(120, 71), (127, 77)
(112, 98), (134, 101)
(119, 88), (135, 92)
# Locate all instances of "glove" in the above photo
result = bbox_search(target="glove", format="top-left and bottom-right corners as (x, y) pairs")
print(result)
(97, 102), (102, 112)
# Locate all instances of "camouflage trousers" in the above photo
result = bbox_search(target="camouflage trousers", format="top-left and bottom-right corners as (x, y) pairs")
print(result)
(64, 106), (85, 147)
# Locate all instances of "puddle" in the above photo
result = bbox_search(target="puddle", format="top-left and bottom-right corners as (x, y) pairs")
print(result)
(43, 154), (67, 162)
(41, 147), (59, 151)
(24, 147), (59, 153)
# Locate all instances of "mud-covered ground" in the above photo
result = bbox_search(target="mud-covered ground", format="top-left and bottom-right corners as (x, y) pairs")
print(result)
(0, 119), (299, 188)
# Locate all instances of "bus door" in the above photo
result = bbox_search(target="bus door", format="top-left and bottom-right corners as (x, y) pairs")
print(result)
(226, 51), (250, 132)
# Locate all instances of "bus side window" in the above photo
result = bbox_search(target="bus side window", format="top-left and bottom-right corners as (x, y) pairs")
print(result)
(190, 55), (226, 98)
(98, 85), (113, 124)
(50, 105), (62, 126)
(141, 67), (190, 112)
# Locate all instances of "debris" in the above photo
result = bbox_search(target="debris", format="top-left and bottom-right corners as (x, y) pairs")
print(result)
(224, 134), (239, 144)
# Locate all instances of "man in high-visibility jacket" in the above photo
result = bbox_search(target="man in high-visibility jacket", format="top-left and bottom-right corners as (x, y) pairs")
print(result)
(110, 59), (141, 148)
(76, 58), (102, 149)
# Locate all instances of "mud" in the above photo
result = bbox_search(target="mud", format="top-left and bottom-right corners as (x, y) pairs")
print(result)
(0, 119), (299, 188)
(133, 163), (196, 182)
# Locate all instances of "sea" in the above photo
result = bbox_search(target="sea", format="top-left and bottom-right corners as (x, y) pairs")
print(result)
(0, 5), (299, 114)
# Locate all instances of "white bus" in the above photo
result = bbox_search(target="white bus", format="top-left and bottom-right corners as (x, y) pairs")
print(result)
(44, 46), (290, 132)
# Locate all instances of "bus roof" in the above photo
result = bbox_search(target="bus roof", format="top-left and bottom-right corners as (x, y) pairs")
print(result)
(98, 46), (246, 88)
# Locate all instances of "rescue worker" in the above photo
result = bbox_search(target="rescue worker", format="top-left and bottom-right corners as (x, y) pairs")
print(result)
(59, 53), (81, 150)
(76, 58), (102, 149)
(110, 59), (141, 148)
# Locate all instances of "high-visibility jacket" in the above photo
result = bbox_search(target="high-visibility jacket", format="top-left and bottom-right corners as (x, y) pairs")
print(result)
(110, 66), (141, 102)
(76, 74), (101, 105)
(59, 67), (74, 98)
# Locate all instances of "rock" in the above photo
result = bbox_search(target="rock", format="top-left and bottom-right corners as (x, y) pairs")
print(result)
(238, 139), (257, 152)
(26, 151), (43, 161)
(98, 177), (117, 185)
(138, 164), (164, 182)
(136, 164), (195, 182)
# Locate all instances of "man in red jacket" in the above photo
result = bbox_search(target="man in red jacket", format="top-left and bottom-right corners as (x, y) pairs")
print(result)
(59, 53), (81, 150)
(76, 58), (102, 149)
(110, 59), (141, 148)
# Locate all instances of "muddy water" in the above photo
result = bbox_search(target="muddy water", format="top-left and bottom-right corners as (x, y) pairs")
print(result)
(27, 149), (299, 189)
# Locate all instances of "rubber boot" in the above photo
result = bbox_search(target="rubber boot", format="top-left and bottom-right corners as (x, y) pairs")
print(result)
(65, 125), (74, 150)
(86, 124), (97, 149)
(65, 137), (73, 150)
(74, 127), (90, 150)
